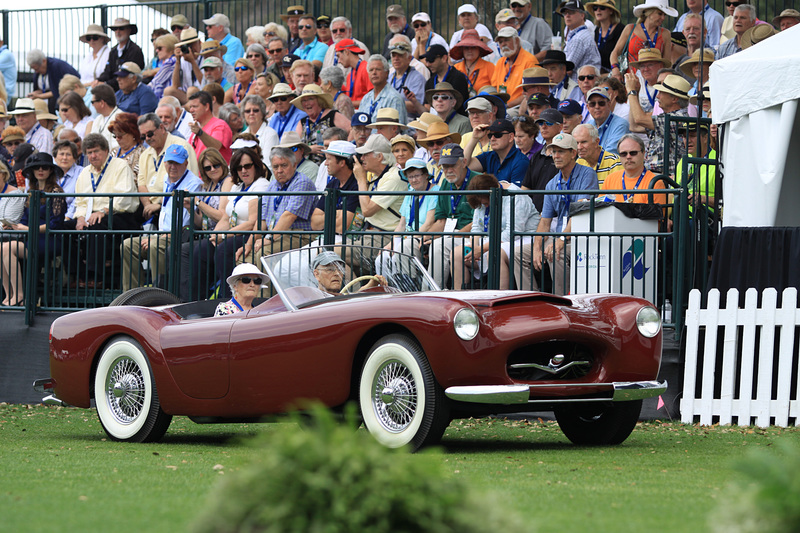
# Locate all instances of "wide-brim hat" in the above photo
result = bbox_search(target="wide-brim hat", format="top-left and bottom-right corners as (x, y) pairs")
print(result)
(108, 17), (138, 35)
(1, 131), (24, 143)
(584, 0), (621, 17)
(630, 47), (671, 67)
(8, 98), (37, 116)
(417, 121), (461, 146)
(653, 74), (692, 100)
(226, 263), (269, 288)
(520, 66), (556, 87)
(80, 24), (111, 44)
(269, 83), (298, 101)
(407, 112), (444, 132)
(200, 39), (228, 56)
(632, 0), (678, 19)
(178, 27), (201, 46)
(540, 50), (575, 71)
(689, 82), (711, 105)
(34, 99), (58, 121)
(390, 134), (417, 149)
(449, 29), (492, 60)
(280, 5), (306, 21)
(367, 108), (403, 128)
(424, 82), (464, 111)
(772, 9), (800, 27)
(291, 83), (334, 110)
(277, 131), (312, 155)
(741, 24), (778, 49)
(679, 48), (714, 78)
(22, 152), (64, 180)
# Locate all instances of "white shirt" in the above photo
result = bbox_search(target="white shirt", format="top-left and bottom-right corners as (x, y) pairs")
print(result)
(79, 45), (110, 85)
(248, 121), (279, 170)
(225, 177), (270, 225)
(91, 106), (122, 151)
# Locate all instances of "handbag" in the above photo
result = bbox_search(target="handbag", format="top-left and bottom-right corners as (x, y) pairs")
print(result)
(618, 25), (636, 74)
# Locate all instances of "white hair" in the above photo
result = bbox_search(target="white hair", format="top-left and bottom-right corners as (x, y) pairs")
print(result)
(26, 49), (45, 67)
(573, 123), (599, 141)
(367, 54), (390, 71)
(245, 26), (266, 46)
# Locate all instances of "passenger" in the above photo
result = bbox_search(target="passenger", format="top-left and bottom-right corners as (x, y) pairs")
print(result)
(214, 262), (268, 316)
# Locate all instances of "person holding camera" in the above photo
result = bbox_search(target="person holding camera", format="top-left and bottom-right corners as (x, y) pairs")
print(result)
(165, 28), (204, 105)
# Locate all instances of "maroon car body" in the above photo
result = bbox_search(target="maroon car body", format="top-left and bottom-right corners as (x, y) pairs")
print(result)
(39, 246), (666, 450)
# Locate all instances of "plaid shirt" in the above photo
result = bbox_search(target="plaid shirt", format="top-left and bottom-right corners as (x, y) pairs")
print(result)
(261, 171), (317, 231)
(646, 108), (688, 176)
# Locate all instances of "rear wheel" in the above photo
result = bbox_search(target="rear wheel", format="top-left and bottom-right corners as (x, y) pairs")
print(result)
(94, 336), (172, 442)
(555, 400), (642, 445)
(110, 287), (182, 307)
(359, 334), (449, 451)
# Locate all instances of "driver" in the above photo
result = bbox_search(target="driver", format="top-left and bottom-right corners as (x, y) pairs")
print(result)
(312, 251), (387, 295)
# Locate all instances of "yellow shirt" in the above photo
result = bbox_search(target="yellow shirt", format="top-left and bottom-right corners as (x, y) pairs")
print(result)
(365, 166), (406, 231)
(137, 134), (200, 204)
(73, 156), (138, 219)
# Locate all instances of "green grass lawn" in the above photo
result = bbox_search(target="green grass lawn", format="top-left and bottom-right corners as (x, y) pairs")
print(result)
(1, 404), (797, 533)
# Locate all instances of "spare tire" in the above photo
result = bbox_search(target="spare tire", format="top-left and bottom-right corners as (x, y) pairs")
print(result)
(110, 287), (183, 307)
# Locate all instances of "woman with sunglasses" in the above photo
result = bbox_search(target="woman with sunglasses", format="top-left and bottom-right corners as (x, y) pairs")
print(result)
(181, 148), (232, 302)
(57, 92), (93, 140)
(245, 44), (269, 75)
(241, 95), (279, 168)
(78, 24), (111, 86)
(109, 112), (144, 176)
(610, 0), (676, 79)
(213, 147), (269, 299)
(214, 263), (269, 316)
(146, 34), (179, 99)
(225, 58), (256, 105)
(293, 84), (350, 164)
(585, 0), (624, 72)
(1, 153), (66, 306)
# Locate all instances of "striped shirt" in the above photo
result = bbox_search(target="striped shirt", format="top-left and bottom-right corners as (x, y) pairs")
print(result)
(577, 149), (622, 188)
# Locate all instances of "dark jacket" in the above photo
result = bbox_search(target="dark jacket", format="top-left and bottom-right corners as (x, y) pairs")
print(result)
(34, 57), (80, 114)
(97, 41), (145, 91)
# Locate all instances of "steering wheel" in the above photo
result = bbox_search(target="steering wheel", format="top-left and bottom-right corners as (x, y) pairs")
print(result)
(340, 275), (381, 295)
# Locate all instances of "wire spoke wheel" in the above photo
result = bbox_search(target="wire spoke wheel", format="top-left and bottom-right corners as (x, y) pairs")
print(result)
(372, 360), (419, 432)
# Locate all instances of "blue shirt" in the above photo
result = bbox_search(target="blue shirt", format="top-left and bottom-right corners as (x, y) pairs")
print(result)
(358, 85), (407, 125)
(295, 38), (328, 64)
(589, 112), (630, 154)
(60, 164), (83, 219)
(541, 163), (598, 232)
(116, 82), (158, 115)
(476, 146), (531, 187)
(159, 169), (203, 231)
(268, 106), (308, 140)
(220, 33), (245, 66)
(0, 45), (17, 101)
(261, 171), (317, 231)
(399, 183), (440, 232)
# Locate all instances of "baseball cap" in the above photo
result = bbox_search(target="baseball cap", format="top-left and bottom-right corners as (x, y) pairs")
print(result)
(202, 13), (230, 27)
(458, 4), (478, 15)
(312, 251), (346, 269)
(355, 134), (392, 155)
(412, 12), (431, 23)
(334, 38), (366, 54)
(402, 158), (428, 171)
(351, 111), (372, 127)
(586, 87), (611, 100)
(386, 4), (406, 18)
(558, 99), (582, 116)
(322, 140), (357, 158)
(281, 54), (300, 68)
(163, 144), (189, 164)
(438, 143), (465, 165)
(488, 119), (515, 134)
(114, 61), (141, 77)
(547, 133), (578, 151)
(496, 27), (518, 39)
(495, 9), (517, 22)
(420, 44), (448, 61)
(535, 108), (564, 124)
(466, 97), (493, 112)
(527, 93), (551, 107)
(200, 57), (223, 69)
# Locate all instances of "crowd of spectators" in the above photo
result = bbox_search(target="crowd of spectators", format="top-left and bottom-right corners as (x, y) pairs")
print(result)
(0, 1), (796, 304)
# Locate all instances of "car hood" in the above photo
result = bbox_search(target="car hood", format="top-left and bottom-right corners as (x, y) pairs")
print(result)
(422, 290), (574, 309)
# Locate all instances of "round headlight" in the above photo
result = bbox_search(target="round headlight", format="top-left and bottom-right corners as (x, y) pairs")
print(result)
(454, 308), (480, 341)
(636, 306), (662, 338)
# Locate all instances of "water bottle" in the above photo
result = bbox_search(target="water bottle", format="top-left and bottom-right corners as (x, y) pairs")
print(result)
(663, 299), (672, 322)
(551, 33), (562, 50)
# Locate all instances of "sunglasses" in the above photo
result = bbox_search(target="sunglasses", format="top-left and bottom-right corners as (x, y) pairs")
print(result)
(244, 108), (261, 114)
(246, 53), (262, 59)
(725, 1), (742, 5)
(140, 130), (157, 141)
(3, 140), (22, 147)
(238, 277), (260, 285)
(592, 5), (608, 11)
(510, 3), (525, 8)
(91, 99), (100, 104)
(488, 132), (510, 139)
(268, 48), (284, 54)
(235, 162), (255, 172)
(587, 100), (607, 107)
(538, 120), (556, 127)
(413, 22), (428, 28)
(298, 24), (314, 30)
(273, 96), (290, 102)
(578, 74), (596, 81)
(332, 27), (347, 34)
(86, 35), (102, 41)
(234, 66), (251, 72)
(432, 94), (453, 101)
(171, 25), (183, 32)
(202, 163), (222, 172)
(428, 139), (449, 147)
(317, 22), (329, 29)
(619, 150), (641, 158)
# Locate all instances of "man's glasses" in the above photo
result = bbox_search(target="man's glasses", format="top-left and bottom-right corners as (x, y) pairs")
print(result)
(268, 48), (284, 54)
(432, 94), (453, 101)
(234, 66), (250, 72)
(140, 130), (157, 141)
(238, 277), (260, 285)
(91, 99), (101, 104)
(578, 74), (596, 81)
(202, 163), (221, 172)
(235, 162), (255, 172)
(428, 139), (448, 147)
(246, 53), (261, 59)
(619, 150), (640, 158)
(273, 96), (290, 102)
(171, 25), (183, 32)
(538, 120), (556, 127)
(488, 132), (510, 139)
(587, 100), (607, 107)
(413, 22), (428, 28)
(298, 24), (314, 30)
(510, 3), (525, 9)
(317, 22), (329, 29)
(331, 28), (347, 34)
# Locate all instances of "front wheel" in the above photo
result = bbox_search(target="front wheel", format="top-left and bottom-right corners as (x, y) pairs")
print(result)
(554, 400), (642, 445)
(94, 336), (172, 442)
(359, 334), (449, 451)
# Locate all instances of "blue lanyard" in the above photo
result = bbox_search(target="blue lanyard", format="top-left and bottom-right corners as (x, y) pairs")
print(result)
(566, 25), (587, 43)
(641, 23), (657, 49)
(503, 57), (517, 83)
(154, 152), (165, 172)
(596, 25), (612, 48)
(598, 117), (610, 146)
(1, 183), (7, 194)
(433, 66), (451, 86)
(368, 96), (381, 118)
(230, 297), (244, 312)
(91, 157), (112, 192)
(203, 180), (221, 205)
(299, 39), (317, 60)
(518, 14), (532, 34)
(432, 167), (443, 186)
(594, 149), (605, 173)
(117, 144), (139, 159)
(644, 80), (658, 108)
(272, 173), (296, 222)
(621, 168), (647, 202)
(424, 32), (433, 52)
(556, 164), (577, 215)
(275, 106), (296, 139)
(236, 80), (252, 101)
(349, 60), (361, 98)
(233, 181), (253, 209)
(465, 64), (479, 92)
(304, 112), (325, 142)
(174, 110), (187, 131)
(391, 69), (409, 91)
(482, 204), (490, 232)
(334, 90), (342, 102)
(450, 171), (469, 213)
(27, 124), (41, 141)
(164, 169), (189, 208)
(408, 183), (430, 230)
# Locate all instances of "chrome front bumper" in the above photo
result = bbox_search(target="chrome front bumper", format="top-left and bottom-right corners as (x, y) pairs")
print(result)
(445, 380), (667, 405)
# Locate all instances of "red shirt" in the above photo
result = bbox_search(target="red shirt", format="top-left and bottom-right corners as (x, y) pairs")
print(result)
(189, 117), (233, 163)
(342, 59), (373, 106)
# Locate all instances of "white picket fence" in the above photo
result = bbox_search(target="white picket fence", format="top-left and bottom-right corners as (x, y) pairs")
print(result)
(681, 287), (800, 427)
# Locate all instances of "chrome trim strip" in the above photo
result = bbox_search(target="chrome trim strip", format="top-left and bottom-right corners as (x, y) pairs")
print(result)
(33, 378), (53, 393)
(612, 380), (668, 401)
(509, 360), (591, 374)
(42, 394), (68, 407)
(445, 380), (667, 405)
(445, 385), (531, 404)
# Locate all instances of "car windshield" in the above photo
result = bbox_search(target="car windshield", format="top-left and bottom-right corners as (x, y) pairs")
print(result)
(260, 245), (440, 310)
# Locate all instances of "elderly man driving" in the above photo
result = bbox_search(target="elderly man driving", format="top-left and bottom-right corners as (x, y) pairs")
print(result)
(312, 251), (386, 295)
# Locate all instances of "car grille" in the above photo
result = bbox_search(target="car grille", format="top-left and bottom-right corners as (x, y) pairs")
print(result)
(507, 341), (595, 381)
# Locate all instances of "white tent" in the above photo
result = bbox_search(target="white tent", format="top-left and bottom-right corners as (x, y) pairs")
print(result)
(710, 24), (800, 227)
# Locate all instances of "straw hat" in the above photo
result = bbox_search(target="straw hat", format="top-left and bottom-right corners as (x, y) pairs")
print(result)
(200, 40), (228, 56)
(407, 112), (444, 133)
(390, 134), (417, 149)
(632, 0), (678, 18)
(772, 9), (800, 28)
(108, 17), (138, 35)
(679, 48), (714, 78)
(8, 98), (37, 116)
(629, 47), (671, 68)
(584, 0), (621, 17)
(417, 122), (461, 146)
(689, 81), (711, 106)
(449, 29), (493, 61)
(79, 24), (111, 44)
(652, 74), (692, 100)
(520, 67), (556, 87)
(280, 5), (305, 21)
(291, 84), (334, 110)
(741, 24), (778, 49)
(276, 131), (312, 155)
(34, 99), (59, 121)
(268, 83), (298, 101)
(367, 108), (403, 128)
(178, 27), (201, 46)
(424, 82), (464, 111)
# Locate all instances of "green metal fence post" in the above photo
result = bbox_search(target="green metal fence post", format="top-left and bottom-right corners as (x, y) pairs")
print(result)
(168, 190), (186, 295)
(99, 5), (108, 30)
(25, 190), (42, 326)
(486, 187), (503, 290)
(323, 191), (336, 246)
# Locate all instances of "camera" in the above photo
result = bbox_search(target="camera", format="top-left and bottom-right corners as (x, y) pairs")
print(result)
(181, 45), (190, 54)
